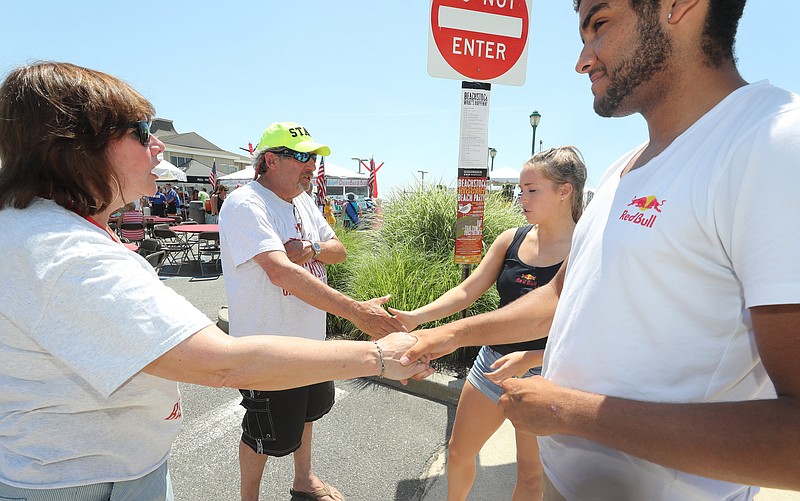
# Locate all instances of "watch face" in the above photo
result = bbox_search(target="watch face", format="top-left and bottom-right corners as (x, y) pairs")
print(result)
(312, 242), (321, 254)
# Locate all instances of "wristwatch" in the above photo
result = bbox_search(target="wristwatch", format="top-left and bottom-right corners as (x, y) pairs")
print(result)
(311, 241), (322, 258)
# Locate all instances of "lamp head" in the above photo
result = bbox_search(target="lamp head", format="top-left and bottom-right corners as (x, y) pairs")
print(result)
(529, 110), (542, 127)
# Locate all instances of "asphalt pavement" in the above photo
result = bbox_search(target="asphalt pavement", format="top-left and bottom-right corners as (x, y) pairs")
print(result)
(163, 274), (800, 501)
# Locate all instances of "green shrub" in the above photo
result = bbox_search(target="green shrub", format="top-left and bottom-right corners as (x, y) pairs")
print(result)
(326, 184), (526, 364)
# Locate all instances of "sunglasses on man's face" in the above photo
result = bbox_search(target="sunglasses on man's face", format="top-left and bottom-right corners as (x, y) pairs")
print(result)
(274, 149), (317, 164)
(128, 120), (152, 146)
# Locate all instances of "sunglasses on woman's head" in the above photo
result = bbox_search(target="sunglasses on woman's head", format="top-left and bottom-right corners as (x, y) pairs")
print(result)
(128, 120), (152, 146)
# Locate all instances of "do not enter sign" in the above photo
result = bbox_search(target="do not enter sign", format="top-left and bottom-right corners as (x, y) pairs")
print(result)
(428, 0), (530, 86)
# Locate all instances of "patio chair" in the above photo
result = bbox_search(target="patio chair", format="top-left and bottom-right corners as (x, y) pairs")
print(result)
(197, 231), (221, 276)
(144, 250), (167, 273)
(119, 221), (146, 243)
(152, 225), (192, 274)
(137, 238), (162, 258)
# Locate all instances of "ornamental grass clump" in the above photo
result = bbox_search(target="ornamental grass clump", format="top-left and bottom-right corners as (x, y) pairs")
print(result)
(326, 184), (526, 363)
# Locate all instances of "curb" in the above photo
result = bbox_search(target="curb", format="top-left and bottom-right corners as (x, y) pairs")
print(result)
(367, 372), (464, 406)
(217, 306), (464, 406)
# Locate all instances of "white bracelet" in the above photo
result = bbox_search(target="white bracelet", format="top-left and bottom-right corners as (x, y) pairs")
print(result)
(373, 340), (385, 378)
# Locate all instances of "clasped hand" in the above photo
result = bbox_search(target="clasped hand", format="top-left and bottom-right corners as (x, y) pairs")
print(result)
(376, 332), (434, 381)
(354, 295), (407, 339)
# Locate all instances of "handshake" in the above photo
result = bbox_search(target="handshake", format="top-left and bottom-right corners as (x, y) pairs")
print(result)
(371, 332), (435, 382)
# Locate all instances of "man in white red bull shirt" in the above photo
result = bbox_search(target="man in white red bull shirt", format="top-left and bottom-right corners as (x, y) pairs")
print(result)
(403, 0), (800, 499)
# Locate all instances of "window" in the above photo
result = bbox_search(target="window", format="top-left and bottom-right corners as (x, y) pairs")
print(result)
(170, 156), (192, 167)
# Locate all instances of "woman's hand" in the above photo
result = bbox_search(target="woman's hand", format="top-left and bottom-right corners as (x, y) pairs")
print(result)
(387, 307), (421, 332)
(484, 349), (544, 384)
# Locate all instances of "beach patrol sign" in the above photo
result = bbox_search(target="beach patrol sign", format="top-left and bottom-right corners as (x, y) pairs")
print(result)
(428, 0), (531, 86)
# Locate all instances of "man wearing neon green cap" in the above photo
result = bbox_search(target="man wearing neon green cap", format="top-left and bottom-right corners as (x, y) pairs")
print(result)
(219, 122), (405, 501)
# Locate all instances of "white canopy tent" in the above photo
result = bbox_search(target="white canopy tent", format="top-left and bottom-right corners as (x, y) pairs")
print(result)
(152, 159), (187, 182)
(488, 166), (520, 184)
(218, 166), (256, 189)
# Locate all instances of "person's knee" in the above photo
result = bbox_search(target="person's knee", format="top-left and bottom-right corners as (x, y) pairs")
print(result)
(447, 436), (478, 465)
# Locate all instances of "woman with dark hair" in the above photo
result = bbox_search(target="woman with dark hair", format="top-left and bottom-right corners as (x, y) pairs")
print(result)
(0, 62), (429, 500)
(210, 184), (227, 223)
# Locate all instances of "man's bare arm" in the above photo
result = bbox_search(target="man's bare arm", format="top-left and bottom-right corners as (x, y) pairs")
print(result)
(402, 258), (567, 364)
(500, 303), (800, 489)
(255, 250), (405, 338)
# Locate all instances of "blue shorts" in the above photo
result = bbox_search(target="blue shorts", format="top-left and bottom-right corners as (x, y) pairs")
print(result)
(0, 460), (172, 501)
(466, 345), (541, 405)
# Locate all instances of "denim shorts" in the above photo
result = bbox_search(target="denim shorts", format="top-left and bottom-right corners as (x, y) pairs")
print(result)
(466, 345), (541, 405)
(239, 381), (335, 457)
(0, 460), (172, 501)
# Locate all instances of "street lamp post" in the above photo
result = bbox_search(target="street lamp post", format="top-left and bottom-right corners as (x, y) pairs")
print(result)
(529, 110), (542, 157)
(351, 157), (367, 174)
(417, 170), (428, 188)
(488, 147), (497, 171)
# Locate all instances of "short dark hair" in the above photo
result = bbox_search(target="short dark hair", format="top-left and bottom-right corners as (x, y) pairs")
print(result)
(0, 62), (155, 215)
(572, 0), (746, 67)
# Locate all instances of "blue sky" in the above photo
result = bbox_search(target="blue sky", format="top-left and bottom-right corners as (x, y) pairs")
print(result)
(1, 1), (797, 193)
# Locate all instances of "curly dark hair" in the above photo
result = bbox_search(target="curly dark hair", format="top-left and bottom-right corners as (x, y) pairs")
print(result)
(0, 62), (155, 216)
(572, 0), (746, 67)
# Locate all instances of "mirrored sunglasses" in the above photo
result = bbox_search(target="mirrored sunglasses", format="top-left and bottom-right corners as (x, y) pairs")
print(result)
(128, 120), (152, 146)
(274, 149), (317, 164)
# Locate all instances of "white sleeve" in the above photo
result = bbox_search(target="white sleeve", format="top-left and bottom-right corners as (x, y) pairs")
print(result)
(717, 106), (800, 308)
(222, 197), (286, 268)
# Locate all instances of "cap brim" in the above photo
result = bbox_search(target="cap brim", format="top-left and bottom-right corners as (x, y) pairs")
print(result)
(293, 140), (331, 156)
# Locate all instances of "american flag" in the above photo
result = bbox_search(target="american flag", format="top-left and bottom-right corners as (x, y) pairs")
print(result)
(368, 157), (378, 198)
(316, 156), (327, 206)
(209, 160), (217, 190)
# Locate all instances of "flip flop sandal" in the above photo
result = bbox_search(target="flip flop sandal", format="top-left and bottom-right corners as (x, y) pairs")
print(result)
(290, 481), (345, 500)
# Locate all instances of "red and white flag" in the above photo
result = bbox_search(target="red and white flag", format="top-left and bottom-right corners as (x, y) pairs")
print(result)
(316, 157), (327, 206)
(209, 160), (217, 190)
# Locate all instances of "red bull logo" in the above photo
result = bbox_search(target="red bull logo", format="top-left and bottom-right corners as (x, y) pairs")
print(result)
(620, 194), (666, 229)
(515, 273), (538, 287)
(628, 195), (666, 212)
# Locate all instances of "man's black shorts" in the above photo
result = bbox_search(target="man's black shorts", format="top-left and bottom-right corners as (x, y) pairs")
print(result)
(239, 381), (335, 457)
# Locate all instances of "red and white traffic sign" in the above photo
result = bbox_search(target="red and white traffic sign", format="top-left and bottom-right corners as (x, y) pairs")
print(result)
(428, 0), (530, 86)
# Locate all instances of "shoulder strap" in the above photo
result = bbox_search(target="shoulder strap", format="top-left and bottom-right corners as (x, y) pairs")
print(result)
(345, 201), (358, 220)
(505, 224), (534, 260)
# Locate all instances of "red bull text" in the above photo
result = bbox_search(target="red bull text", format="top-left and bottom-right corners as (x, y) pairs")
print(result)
(619, 210), (657, 228)
(620, 195), (665, 228)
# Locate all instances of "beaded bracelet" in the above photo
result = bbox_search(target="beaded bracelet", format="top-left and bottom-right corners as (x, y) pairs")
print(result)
(373, 340), (385, 378)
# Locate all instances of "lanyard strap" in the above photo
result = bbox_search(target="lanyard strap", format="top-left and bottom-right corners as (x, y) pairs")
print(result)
(84, 215), (121, 243)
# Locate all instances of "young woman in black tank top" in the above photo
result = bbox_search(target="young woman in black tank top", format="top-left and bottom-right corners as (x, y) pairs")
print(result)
(390, 146), (586, 500)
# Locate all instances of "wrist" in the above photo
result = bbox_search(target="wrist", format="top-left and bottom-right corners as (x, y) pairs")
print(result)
(372, 340), (385, 378)
(309, 240), (322, 258)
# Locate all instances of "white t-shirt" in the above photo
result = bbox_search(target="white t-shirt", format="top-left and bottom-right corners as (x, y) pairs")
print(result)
(219, 181), (335, 340)
(540, 81), (800, 500)
(0, 199), (212, 488)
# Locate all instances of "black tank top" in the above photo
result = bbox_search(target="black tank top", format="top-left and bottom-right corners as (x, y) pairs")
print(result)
(490, 225), (562, 355)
